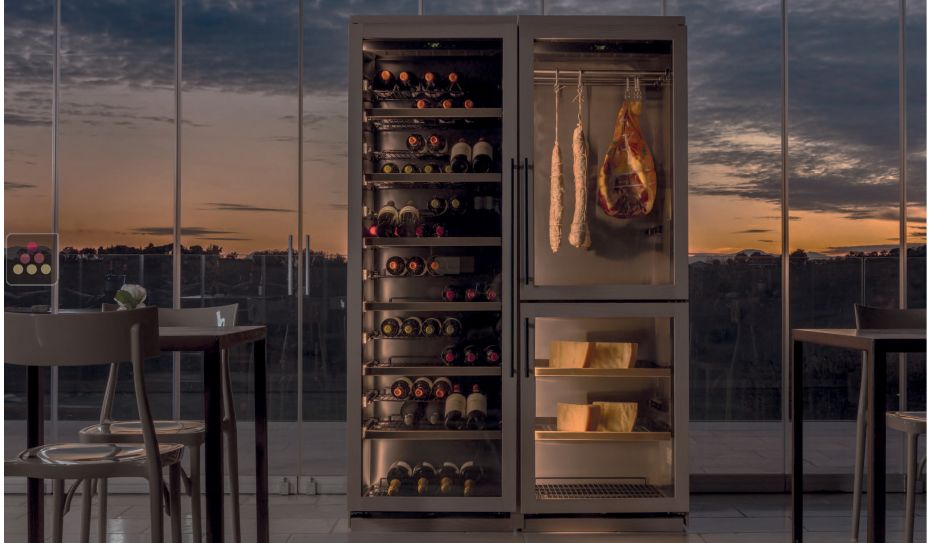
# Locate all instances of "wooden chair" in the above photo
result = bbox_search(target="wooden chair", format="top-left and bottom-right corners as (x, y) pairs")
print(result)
(5, 307), (184, 543)
(79, 304), (243, 543)
(851, 304), (926, 542)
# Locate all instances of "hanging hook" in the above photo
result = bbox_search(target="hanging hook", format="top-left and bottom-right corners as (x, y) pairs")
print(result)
(572, 70), (584, 124)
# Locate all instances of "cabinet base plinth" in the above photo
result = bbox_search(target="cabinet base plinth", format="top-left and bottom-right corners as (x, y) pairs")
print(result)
(522, 514), (686, 533)
(349, 513), (518, 532)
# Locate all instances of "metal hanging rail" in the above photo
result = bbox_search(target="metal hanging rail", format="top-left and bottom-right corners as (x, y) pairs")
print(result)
(533, 69), (672, 87)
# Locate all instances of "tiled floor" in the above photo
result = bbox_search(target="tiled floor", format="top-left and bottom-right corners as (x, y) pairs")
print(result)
(3, 492), (925, 543)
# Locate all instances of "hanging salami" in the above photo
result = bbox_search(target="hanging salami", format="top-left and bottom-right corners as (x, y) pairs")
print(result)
(596, 77), (657, 219)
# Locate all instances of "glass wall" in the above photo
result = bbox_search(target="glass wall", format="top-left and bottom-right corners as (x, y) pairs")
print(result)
(3, 0), (924, 490)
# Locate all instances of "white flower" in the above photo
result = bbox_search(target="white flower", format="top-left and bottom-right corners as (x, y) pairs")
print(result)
(114, 283), (148, 310)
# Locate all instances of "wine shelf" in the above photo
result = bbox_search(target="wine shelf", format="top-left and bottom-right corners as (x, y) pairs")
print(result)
(365, 108), (502, 119)
(364, 172), (501, 186)
(534, 481), (666, 501)
(365, 301), (502, 311)
(533, 361), (670, 378)
(364, 421), (502, 441)
(534, 419), (671, 442)
(364, 360), (502, 376)
(364, 237), (502, 248)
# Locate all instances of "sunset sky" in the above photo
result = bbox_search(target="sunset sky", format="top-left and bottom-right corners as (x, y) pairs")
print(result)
(4, 0), (926, 257)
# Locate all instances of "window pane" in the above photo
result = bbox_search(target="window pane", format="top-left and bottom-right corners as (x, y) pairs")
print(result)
(57, 0), (176, 424)
(670, 0), (784, 476)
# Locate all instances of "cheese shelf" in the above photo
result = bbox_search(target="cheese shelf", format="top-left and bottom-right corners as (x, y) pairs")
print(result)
(534, 361), (670, 378)
(534, 419), (670, 442)
(364, 237), (502, 248)
(363, 360), (502, 376)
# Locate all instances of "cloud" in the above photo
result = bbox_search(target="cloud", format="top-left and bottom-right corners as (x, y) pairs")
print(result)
(5, 182), (38, 191)
(735, 228), (773, 234)
(129, 226), (239, 236)
(203, 202), (294, 213)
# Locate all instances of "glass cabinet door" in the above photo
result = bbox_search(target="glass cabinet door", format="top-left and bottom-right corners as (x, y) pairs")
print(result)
(348, 18), (517, 514)
(518, 17), (687, 301)
(519, 302), (688, 515)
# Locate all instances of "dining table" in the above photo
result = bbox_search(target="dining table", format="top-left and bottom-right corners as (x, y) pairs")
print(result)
(23, 322), (269, 543)
(791, 327), (926, 543)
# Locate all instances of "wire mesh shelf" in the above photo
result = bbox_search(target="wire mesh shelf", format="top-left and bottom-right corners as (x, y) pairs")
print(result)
(534, 482), (665, 500)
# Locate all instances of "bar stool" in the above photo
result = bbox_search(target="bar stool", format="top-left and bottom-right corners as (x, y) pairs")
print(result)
(886, 411), (926, 543)
(5, 307), (184, 543)
(79, 304), (242, 543)
(851, 304), (926, 542)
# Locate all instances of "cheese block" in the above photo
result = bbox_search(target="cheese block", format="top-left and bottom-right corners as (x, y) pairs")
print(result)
(556, 402), (600, 432)
(549, 341), (593, 369)
(593, 401), (638, 432)
(587, 342), (638, 369)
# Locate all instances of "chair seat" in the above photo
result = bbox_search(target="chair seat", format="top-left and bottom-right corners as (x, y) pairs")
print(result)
(80, 420), (206, 447)
(6, 442), (184, 479)
(887, 411), (927, 434)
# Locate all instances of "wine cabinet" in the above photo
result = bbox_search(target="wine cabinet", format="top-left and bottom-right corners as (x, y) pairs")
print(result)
(348, 15), (687, 532)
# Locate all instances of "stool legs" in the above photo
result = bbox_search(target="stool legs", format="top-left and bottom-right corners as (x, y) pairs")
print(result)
(52, 479), (65, 543)
(905, 432), (919, 543)
(223, 353), (242, 543)
(169, 464), (183, 543)
(190, 443), (203, 542)
(97, 479), (108, 543)
(80, 479), (92, 543)
(852, 359), (869, 542)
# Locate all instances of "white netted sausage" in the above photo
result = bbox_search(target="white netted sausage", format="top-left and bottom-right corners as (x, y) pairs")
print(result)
(549, 75), (563, 254)
(568, 73), (591, 249)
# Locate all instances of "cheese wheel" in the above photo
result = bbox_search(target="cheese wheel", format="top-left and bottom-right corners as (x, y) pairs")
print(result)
(549, 341), (593, 369)
(587, 342), (638, 369)
(593, 401), (638, 432)
(556, 402), (600, 431)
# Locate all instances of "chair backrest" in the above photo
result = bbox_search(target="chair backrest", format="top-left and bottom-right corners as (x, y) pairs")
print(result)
(5, 307), (160, 366)
(157, 304), (239, 327)
(854, 304), (926, 330)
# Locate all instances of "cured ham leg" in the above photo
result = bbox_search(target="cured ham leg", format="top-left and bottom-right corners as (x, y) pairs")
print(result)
(596, 78), (657, 218)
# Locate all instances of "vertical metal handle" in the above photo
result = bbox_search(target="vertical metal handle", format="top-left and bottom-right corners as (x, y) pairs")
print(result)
(287, 234), (294, 295)
(522, 157), (530, 283)
(305, 235), (311, 295)
(524, 319), (531, 379)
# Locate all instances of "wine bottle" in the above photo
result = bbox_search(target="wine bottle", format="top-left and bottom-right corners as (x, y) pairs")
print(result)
(422, 163), (441, 174)
(422, 71), (439, 93)
(441, 284), (462, 302)
(398, 70), (417, 89)
(412, 376), (433, 400)
(401, 316), (422, 337)
(449, 139), (472, 173)
(448, 194), (466, 214)
(415, 98), (432, 109)
(442, 164), (454, 174)
(465, 384), (488, 430)
(374, 69), (395, 91)
(413, 461), (437, 495)
(385, 256), (406, 276)
(406, 255), (427, 276)
(406, 134), (425, 153)
(381, 162), (399, 174)
(441, 318), (462, 337)
(375, 201), (399, 237)
(465, 286), (479, 302)
(447, 72), (463, 97)
(484, 344), (501, 365)
(426, 401), (443, 425)
(438, 461), (459, 495)
(400, 400), (423, 427)
(460, 460), (484, 497)
(472, 137), (493, 173)
(402, 163), (418, 174)
(427, 134), (447, 154)
(432, 223), (447, 237)
(443, 384), (466, 429)
(427, 256), (444, 276)
(386, 460), (413, 496)
(441, 98), (455, 109)
(440, 345), (461, 366)
(421, 317), (442, 337)
(432, 377), (452, 400)
(395, 201), (420, 237)
(463, 98), (475, 109)
(462, 345), (480, 366)
(379, 317), (402, 338)
(427, 196), (448, 215)
(390, 377), (413, 400)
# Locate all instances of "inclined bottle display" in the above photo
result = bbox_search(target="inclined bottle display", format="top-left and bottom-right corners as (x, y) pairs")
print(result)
(402, 163), (418, 174)
(421, 71), (439, 95)
(431, 377), (452, 400)
(400, 399), (423, 427)
(374, 69), (395, 91)
(412, 376), (433, 400)
(379, 317), (402, 338)
(390, 377), (413, 400)
(460, 460), (484, 497)
(381, 162), (399, 174)
(450, 139), (472, 173)
(465, 384), (488, 430)
(472, 137), (493, 173)
(401, 316), (422, 337)
(413, 461), (437, 495)
(443, 384), (467, 429)
(386, 460), (412, 496)
(397, 70), (417, 89)
(438, 461), (459, 496)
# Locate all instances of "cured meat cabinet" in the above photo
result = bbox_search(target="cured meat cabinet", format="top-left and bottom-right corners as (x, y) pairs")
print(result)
(347, 16), (687, 532)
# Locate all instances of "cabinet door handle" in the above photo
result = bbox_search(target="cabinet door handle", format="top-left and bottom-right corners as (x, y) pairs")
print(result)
(524, 319), (531, 379)
(523, 157), (530, 284)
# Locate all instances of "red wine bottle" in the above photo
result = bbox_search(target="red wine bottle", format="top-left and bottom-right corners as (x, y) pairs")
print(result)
(465, 385), (488, 431)
(390, 377), (413, 400)
(432, 377), (452, 400)
(412, 376), (433, 400)
(484, 344), (501, 365)
(406, 134), (425, 153)
(472, 137), (493, 173)
(443, 384), (466, 430)
(441, 284), (462, 302)
(441, 345), (461, 366)
(385, 256), (406, 276)
(462, 344), (479, 366)
(374, 69), (395, 91)
(406, 256), (427, 276)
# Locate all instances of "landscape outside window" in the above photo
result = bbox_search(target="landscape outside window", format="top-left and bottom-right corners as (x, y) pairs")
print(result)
(4, 0), (925, 479)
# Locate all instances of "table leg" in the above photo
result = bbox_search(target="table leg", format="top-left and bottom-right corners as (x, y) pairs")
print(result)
(867, 345), (886, 543)
(791, 339), (804, 543)
(254, 338), (269, 543)
(27, 365), (44, 543)
(204, 349), (225, 542)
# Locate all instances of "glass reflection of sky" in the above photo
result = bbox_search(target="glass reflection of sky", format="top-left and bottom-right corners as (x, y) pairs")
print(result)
(4, 0), (926, 255)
